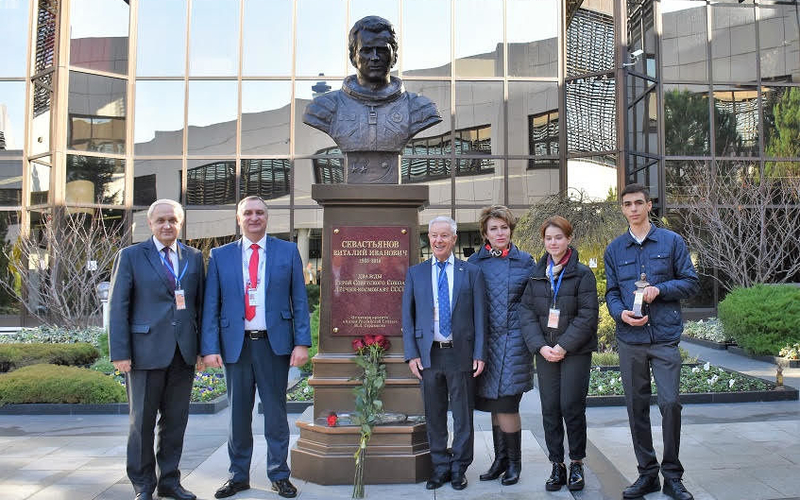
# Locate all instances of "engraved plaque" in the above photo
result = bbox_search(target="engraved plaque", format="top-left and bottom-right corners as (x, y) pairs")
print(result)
(331, 226), (409, 336)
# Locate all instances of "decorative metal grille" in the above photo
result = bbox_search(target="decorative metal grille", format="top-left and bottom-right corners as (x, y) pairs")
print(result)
(35, 0), (58, 74)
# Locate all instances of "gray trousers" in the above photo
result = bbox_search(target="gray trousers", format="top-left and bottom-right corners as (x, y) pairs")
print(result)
(617, 340), (684, 479)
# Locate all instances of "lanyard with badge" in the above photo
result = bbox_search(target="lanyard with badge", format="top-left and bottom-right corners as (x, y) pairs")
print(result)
(159, 249), (189, 310)
(547, 261), (565, 329)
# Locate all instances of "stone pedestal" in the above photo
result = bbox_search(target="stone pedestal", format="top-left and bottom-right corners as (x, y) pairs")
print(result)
(290, 184), (431, 485)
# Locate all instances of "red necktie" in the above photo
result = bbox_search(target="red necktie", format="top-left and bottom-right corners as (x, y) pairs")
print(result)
(245, 243), (259, 321)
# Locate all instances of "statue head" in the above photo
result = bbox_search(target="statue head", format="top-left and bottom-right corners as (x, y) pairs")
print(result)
(348, 16), (398, 86)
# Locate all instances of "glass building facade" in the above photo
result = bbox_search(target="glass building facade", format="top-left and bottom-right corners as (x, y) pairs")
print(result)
(0, 0), (798, 318)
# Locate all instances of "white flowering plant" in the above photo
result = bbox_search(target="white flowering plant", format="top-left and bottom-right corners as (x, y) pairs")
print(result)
(778, 342), (800, 360)
(682, 318), (732, 344)
(588, 364), (770, 396)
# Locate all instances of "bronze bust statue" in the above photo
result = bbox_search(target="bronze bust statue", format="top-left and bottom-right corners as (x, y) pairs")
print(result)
(303, 16), (442, 183)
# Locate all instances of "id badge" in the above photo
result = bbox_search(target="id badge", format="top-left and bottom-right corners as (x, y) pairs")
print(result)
(175, 289), (186, 310)
(547, 308), (560, 329)
(247, 288), (258, 307)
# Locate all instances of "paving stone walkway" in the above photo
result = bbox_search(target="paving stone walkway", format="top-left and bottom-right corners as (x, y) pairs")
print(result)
(0, 341), (797, 500)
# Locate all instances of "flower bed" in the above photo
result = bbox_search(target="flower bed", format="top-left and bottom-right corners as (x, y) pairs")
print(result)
(680, 318), (735, 350)
(585, 361), (797, 406)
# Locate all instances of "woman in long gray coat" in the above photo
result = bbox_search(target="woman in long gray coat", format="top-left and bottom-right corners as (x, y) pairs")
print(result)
(468, 205), (535, 486)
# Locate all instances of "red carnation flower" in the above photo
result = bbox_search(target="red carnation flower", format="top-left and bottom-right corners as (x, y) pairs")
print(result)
(326, 412), (338, 427)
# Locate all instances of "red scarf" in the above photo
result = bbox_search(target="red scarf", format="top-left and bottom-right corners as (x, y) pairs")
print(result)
(485, 244), (510, 258)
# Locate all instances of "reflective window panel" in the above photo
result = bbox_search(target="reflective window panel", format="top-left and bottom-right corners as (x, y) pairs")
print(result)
(402, 0), (450, 77)
(454, 0), (503, 77)
(293, 81), (337, 156)
(0, 81), (26, 156)
(133, 159), (182, 207)
(567, 5), (615, 78)
(763, 86), (800, 161)
(294, 209), (323, 243)
(507, 159), (559, 207)
(626, 153), (660, 202)
(70, 0), (129, 74)
(567, 155), (616, 201)
(66, 154), (125, 205)
(30, 77), (53, 156)
(507, 0), (559, 78)
(185, 159), (236, 206)
(294, 157), (325, 207)
(455, 82), (503, 155)
(240, 159), (291, 202)
(403, 80), (451, 152)
(189, 0), (240, 76)
(662, 0), (708, 82)
(29, 157), (51, 206)
(665, 160), (709, 205)
(187, 80), (237, 155)
(0, 0), (30, 77)
(134, 80), (185, 155)
(0, 210), (21, 314)
(455, 159), (502, 207)
(243, 0), (292, 76)
(402, 157), (450, 185)
(713, 86), (758, 157)
(714, 159), (759, 205)
(241, 81), (291, 155)
(710, 5), (756, 82)
(296, 0), (347, 77)
(265, 208), (291, 237)
(0, 159), (22, 206)
(566, 77), (616, 154)
(183, 208), (237, 242)
(137, 0), (187, 77)
(350, 0), (399, 32)
(67, 72), (127, 154)
(508, 82), (559, 157)
(759, 6), (800, 83)
(664, 84), (710, 157)
(765, 161), (799, 179)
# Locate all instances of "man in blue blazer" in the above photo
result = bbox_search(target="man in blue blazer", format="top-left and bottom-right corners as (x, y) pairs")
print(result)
(109, 199), (205, 500)
(202, 196), (311, 499)
(402, 216), (487, 491)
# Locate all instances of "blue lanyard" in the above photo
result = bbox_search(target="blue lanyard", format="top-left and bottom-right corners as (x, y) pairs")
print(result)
(548, 261), (565, 308)
(159, 249), (188, 288)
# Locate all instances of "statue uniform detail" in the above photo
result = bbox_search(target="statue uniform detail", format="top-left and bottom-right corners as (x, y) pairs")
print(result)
(304, 75), (440, 153)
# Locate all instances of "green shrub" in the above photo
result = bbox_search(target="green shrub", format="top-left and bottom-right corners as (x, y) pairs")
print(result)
(306, 284), (320, 311)
(718, 284), (800, 356)
(97, 331), (110, 358)
(597, 306), (617, 351)
(90, 356), (116, 374)
(0, 364), (127, 405)
(301, 305), (320, 374)
(0, 343), (99, 372)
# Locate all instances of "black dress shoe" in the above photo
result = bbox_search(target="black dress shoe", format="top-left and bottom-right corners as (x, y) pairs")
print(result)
(545, 462), (567, 491)
(157, 484), (196, 500)
(567, 462), (585, 491)
(663, 478), (694, 500)
(451, 470), (468, 490)
(425, 471), (451, 490)
(623, 474), (660, 498)
(271, 478), (298, 498)
(214, 479), (250, 499)
(134, 493), (153, 500)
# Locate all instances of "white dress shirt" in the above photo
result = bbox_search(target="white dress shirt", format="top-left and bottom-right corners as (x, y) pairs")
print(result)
(242, 235), (267, 330)
(152, 236), (179, 283)
(430, 253), (455, 341)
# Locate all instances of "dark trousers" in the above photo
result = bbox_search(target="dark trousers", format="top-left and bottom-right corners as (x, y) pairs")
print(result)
(536, 352), (591, 463)
(420, 346), (475, 475)
(224, 335), (290, 482)
(617, 340), (684, 479)
(126, 347), (194, 494)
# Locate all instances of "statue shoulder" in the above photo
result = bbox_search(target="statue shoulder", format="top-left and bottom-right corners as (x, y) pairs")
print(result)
(302, 92), (340, 133)
(406, 92), (442, 136)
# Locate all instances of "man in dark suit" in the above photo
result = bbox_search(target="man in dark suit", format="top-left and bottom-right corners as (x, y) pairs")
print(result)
(201, 196), (311, 499)
(402, 216), (487, 491)
(109, 199), (205, 500)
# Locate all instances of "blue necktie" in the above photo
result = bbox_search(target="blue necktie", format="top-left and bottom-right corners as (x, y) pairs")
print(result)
(437, 261), (451, 339)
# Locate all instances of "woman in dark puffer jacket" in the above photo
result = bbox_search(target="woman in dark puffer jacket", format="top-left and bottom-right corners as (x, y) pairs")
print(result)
(468, 205), (535, 486)
(520, 216), (598, 492)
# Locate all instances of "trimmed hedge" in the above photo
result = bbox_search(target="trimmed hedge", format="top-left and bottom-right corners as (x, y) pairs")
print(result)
(718, 284), (800, 356)
(0, 343), (99, 372)
(0, 364), (127, 405)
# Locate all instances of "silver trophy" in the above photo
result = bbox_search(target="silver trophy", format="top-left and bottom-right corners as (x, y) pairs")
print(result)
(632, 273), (650, 318)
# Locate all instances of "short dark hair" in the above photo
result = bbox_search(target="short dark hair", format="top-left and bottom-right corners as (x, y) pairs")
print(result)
(348, 16), (398, 67)
(620, 183), (651, 202)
